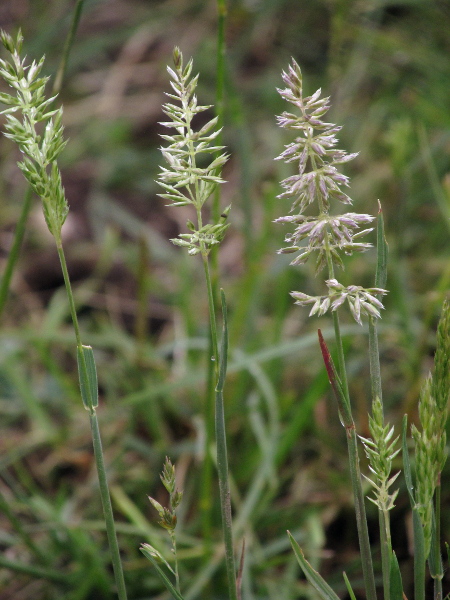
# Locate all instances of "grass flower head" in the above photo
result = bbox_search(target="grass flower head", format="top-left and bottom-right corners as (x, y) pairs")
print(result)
(158, 47), (230, 257)
(0, 29), (68, 241)
(275, 59), (387, 325)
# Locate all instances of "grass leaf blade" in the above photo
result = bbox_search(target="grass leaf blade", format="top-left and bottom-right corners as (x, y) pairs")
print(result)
(375, 201), (388, 291)
(140, 546), (185, 600)
(342, 572), (357, 600)
(288, 532), (340, 600)
(216, 288), (228, 393)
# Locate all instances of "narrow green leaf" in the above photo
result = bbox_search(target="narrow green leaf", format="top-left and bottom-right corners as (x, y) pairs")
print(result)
(288, 532), (340, 600)
(77, 344), (98, 411)
(412, 510), (426, 600)
(140, 546), (184, 600)
(342, 572), (357, 600)
(216, 289), (228, 393)
(402, 415), (415, 504)
(375, 201), (388, 291)
(389, 551), (403, 600)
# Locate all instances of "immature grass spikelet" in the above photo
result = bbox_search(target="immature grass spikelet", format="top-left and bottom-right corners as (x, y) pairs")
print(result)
(158, 47), (230, 256)
(141, 457), (184, 589)
(0, 29), (68, 240)
(275, 59), (387, 324)
(360, 397), (400, 512)
(412, 299), (450, 557)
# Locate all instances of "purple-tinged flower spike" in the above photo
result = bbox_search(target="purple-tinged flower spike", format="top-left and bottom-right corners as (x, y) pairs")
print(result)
(291, 280), (387, 326)
(275, 59), (388, 323)
(275, 212), (374, 270)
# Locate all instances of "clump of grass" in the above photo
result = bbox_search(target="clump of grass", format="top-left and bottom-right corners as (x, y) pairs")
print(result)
(0, 19), (449, 600)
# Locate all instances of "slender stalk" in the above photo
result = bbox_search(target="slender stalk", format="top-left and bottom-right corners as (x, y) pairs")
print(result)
(402, 416), (426, 600)
(207, 4), (227, 537)
(325, 269), (376, 599)
(369, 205), (390, 600)
(212, 0), (227, 261)
(203, 256), (237, 600)
(323, 243), (376, 600)
(369, 202), (388, 405)
(216, 289), (238, 600)
(56, 242), (82, 345)
(368, 317), (391, 600)
(202, 255), (219, 368)
(379, 510), (391, 600)
(56, 242), (127, 600)
(0, 185), (32, 320)
(89, 412), (128, 600)
(345, 426), (377, 600)
(199, 202), (218, 553)
(432, 484), (443, 600)
(319, 329), (376, 600)
(213, 0), (227, 227)
(52, 0), (86, 96)
(170, 530), (180, 593)
(200, 339), (215, 551)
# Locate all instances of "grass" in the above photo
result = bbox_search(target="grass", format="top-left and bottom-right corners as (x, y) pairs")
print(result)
(0, 1), (449, 599)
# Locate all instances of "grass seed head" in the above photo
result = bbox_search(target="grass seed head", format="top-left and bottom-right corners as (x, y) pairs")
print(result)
(275, 59), (387, 325)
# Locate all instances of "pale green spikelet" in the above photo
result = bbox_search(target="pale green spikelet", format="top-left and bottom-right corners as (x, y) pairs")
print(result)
(412, 300), (450, 557)
(144, 457), (184, 591)
(158, 47), (230, 257)
(360, 397), (400, 512)
(432, 298), (450, 415)
(412, 375), (440, 557)
(0, 29), (68, 240)
(148, 457), (183, 533)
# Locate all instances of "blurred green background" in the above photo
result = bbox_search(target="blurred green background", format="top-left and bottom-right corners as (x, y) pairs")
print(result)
(0, 0), (449, 598)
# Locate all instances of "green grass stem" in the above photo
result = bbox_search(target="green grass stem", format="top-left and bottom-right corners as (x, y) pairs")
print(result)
(200, 1), (228, 554)
(431, 486), (444, 600)
(369, 203), (388, 405)
(369, 205), (391, 600)
(379, 509), (392, 600)
(215, 293), (237, 600)
(56, 242), (128, 600)
(318, 330), (376, 600)
(52, 0), (86, 96)
(402, 416), (425, 600)
(213, 0), (226, 228)
(89, 412), (128, 600)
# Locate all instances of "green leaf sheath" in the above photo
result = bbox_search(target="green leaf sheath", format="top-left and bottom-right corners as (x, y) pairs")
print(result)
(77, 345), (99, 412)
